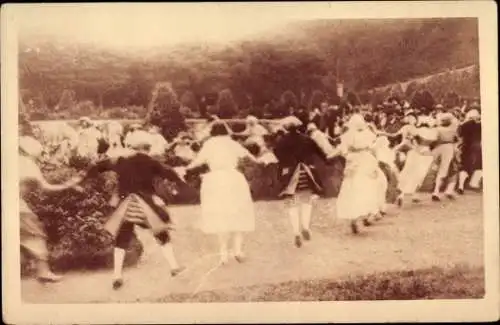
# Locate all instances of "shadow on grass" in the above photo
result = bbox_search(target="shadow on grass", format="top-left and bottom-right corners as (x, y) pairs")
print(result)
(152, 264), (484, 303)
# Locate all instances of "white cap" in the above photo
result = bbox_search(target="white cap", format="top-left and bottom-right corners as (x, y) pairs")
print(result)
(465, 109), (480, 120)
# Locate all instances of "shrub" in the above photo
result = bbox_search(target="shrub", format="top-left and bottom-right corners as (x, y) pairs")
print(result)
(216, 88), (239, 118)
(147, 82), (187, 142)
(21, 166), (143, 276)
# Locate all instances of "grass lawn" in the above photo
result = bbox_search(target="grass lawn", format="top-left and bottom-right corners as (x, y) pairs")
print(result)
(155, 264), (484, 302)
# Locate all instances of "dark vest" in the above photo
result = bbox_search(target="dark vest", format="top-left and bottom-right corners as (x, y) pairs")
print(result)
(273, 131), (326, 196)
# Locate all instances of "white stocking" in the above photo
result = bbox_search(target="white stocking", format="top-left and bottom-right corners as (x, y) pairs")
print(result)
(469, 170), (482, 188)
(233, 232), (244, 256)
(300, 203), (312, 231)
(288, 206), (300, 235)
(218, 233), (230, 262)
(113, 248), (126, 280)
(458, 171), (469, 190)
(160, 243), (179, 269)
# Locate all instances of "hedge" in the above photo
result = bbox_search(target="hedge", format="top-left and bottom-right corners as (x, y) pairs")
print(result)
(21, 164), (143, 277)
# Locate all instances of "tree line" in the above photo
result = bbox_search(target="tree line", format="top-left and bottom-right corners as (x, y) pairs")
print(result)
(19, 18), (479, 120)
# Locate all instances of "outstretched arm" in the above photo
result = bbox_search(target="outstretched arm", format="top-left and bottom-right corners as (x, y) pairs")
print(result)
(157, 162), (186, 186)
(37, 175), (82, 192)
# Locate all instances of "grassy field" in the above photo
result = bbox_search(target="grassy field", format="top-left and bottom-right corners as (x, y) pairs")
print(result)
(21, 192), (484, 303)
(157, 264), (484, 302)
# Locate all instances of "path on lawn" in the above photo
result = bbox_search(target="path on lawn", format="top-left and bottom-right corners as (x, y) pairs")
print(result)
(22, 193), (484, 303)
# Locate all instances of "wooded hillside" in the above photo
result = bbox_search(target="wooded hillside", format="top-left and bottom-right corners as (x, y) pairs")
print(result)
(19, 18), (479, 119)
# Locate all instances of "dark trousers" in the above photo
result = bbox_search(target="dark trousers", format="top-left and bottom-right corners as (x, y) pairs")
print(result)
(115, 221), (170, 249)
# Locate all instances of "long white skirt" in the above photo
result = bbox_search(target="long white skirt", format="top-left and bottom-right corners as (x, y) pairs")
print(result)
(398, 148), (434, 195)
(200, 169), (255, 234)
(337, 152), (383, 220)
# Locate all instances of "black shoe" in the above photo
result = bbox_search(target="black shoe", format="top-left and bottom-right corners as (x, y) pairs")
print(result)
(294, 235), (302, 248)
(445, 193), (456, 200)
(457, 188), (464, 195)
(351, 221), (359, 234)
(363, 218), (373, 226)
(396, 197), (403, 207)
(112, 279), (124, 290)
(301, 229), (311, 241)
(234, 255), (246, 263)
(171, 266), (186, 277)
(431, 195), (441, 202)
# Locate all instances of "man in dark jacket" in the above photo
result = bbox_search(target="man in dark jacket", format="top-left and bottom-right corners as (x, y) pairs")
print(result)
(77, 140), (186, 289)
(273, 116), (331, 248)
(457, 109), (482, 193)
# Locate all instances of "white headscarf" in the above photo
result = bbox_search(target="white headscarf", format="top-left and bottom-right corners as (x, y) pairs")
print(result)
(347, 114), (367, 131)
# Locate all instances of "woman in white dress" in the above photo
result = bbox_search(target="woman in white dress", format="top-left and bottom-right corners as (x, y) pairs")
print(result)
(185, 121), (259, 264)
(76, 117), (102, 160)
(335, 114), (388, 234)
(19, 135), (82, 282)
(396, 115), (439, 206)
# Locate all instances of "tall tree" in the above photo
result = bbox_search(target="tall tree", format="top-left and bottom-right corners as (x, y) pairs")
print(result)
(56, 89), (77, 112)
(216, 88), (238, 118)
(308, 89), (325, 110)
(147, 82), (187, 141)
(279, 90), (299, 117)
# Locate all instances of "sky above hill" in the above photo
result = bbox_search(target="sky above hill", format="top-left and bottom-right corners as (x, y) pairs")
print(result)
(16, 4), (311, 51)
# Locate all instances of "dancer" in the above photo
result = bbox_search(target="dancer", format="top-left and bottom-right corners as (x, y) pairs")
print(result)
(19, 135), (82, 282)
(184, 121), (259, 264)
(76, 117), (102, 160)
(396, 115), (439, 206)
(76, 137), (186, 289)
(273, 117), (331, 246)
(457, 109), (482, 193)
(431, 112), (460, 201)
(335, 114), (388, 233)
(373, 135), (399, 213)
(148, 125), (169, 158)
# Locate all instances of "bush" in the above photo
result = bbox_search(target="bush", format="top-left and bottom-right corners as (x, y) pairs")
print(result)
(21, 166), (144, 276)
(147, 82), (187, 142)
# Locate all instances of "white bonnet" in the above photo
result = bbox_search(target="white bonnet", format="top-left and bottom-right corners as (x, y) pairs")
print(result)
(347, 113), (367, 131)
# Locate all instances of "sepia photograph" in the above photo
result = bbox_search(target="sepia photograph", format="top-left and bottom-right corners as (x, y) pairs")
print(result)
(2, 2), (498, 324)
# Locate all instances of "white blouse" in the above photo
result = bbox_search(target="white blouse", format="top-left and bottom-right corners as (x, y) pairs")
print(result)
(190, 136), (251, 171)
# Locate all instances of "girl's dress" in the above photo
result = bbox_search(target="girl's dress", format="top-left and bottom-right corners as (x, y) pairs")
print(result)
(336, 128), (386, 220)
(398, 127), (439, 195)
(189, 136), (255, 234)
(19, 155), (50, 260)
